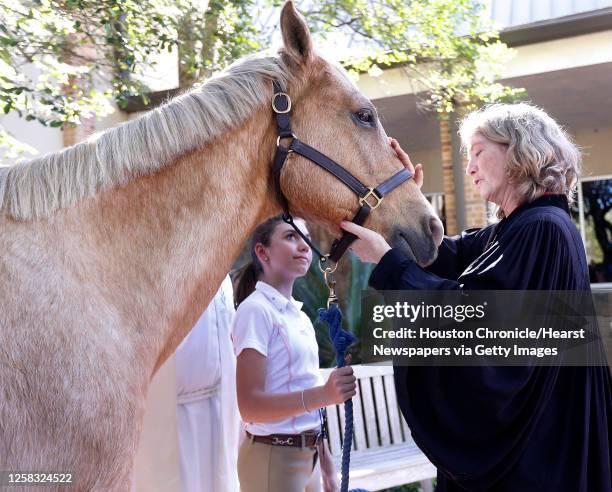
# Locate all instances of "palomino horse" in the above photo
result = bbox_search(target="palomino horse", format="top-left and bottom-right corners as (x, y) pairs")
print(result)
(0, 2), (442, 489)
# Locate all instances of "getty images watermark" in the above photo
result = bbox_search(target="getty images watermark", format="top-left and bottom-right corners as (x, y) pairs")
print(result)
(360, 290), (610, 366)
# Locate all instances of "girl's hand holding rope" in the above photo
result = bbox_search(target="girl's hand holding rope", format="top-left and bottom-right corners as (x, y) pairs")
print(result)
(324, 354), (356, 405)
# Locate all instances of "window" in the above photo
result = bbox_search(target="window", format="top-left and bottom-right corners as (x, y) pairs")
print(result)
(571, 175), (612, 286)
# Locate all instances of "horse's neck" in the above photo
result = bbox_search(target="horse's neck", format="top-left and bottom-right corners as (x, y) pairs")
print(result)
(78, 115), (279, 375)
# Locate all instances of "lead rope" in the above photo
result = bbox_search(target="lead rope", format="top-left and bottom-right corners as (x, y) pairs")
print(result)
(317, 268), (369, 492)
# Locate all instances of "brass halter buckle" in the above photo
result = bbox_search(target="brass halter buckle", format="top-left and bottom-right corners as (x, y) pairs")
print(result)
(359, 188), (383, 210)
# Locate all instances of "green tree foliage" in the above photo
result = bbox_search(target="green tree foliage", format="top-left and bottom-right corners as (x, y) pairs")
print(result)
(304, 0), (525, 113)
(0, 0), (262, 158)
(1, 0), (524, 155)
(176, 0), (262, 85)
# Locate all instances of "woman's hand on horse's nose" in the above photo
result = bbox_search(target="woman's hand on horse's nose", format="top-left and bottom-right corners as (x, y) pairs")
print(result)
(340, 221), (391, 264)
(389, 137), (424, 189)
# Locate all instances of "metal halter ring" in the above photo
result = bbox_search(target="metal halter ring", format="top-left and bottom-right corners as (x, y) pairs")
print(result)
(318, 255), (338, 274)
(276, 133), (296, 148)
(272, 92), (292, 114)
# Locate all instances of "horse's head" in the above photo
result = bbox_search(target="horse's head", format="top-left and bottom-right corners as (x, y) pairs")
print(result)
(274, 2), (443, 266)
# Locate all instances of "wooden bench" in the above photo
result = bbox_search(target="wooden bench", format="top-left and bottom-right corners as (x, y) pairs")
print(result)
(320, 363), (436, 492)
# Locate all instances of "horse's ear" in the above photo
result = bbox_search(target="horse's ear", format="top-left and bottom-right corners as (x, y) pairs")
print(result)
(280, 1), (314, 64)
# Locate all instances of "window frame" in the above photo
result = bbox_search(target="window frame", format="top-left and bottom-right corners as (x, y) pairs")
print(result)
(575, 174), (612, 290)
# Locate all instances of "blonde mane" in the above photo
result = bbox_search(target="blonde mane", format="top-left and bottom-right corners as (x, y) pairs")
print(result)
(0, 55), (291, 221)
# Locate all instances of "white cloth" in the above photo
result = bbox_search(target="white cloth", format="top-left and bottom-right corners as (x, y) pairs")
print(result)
(232, 281), (324, 436)
(175, 276), (240, 492)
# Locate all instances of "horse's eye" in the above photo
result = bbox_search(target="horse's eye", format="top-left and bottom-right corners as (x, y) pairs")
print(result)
(355, 109), (373, 124)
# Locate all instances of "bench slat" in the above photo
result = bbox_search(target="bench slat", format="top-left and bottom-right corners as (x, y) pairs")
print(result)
(372, 375), (391, 446)
(383, 373), (404, 444)
(351, 363), (393, 378)
(359, 377), (379, 448)
(398, 398), (410, 442)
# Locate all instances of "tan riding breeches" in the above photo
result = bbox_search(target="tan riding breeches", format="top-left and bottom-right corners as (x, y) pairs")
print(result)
(238, 436), (321, 492)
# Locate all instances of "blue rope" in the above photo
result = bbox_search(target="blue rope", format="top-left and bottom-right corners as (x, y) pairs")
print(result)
(318, 304), (369, 492)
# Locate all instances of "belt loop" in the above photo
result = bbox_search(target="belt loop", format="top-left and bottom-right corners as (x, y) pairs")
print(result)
(301, 433), (305, 448)
(249, 432), (254, 444)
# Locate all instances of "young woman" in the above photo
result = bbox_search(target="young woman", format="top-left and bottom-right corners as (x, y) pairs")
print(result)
(232, 216), (356, 492)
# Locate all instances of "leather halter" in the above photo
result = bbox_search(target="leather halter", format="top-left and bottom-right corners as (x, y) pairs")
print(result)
(271, 81), (412, 268)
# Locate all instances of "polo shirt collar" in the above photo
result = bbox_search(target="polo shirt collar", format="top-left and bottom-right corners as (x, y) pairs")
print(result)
(255, 281), (303, 313)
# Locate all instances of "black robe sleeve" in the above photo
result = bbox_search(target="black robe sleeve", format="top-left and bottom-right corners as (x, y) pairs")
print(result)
(369, 226), (494, 291)
(369, 209), (612, 492)
(425, 227), (494, 280)
(369, 248), (462, 290)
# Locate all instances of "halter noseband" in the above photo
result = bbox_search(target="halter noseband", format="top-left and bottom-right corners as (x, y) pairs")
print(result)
(271, 81), (412, 268)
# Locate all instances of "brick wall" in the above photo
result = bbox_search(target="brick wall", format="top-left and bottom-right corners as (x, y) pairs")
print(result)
(440, 118), (458, 235)
(462, 155), (488, 229)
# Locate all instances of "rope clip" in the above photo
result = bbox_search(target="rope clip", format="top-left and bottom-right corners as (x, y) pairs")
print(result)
(323, 269), (338, 308)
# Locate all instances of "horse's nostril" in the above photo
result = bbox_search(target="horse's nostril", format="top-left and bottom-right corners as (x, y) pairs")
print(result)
(429, 216), (444, 246)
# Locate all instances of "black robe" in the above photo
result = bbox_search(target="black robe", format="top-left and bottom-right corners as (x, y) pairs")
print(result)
(368, 195), (612, 492)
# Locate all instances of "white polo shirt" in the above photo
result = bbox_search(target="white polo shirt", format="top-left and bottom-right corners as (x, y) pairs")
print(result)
(232, 281), (324, 436)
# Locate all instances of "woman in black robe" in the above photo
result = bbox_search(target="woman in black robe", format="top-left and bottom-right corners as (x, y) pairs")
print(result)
(341, 103), (611, 492)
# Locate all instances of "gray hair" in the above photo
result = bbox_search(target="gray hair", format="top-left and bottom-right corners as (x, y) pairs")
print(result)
(459, 103), (581, 219)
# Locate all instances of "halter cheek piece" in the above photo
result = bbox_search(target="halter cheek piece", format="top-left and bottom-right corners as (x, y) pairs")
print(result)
(271, 81), (413, 269)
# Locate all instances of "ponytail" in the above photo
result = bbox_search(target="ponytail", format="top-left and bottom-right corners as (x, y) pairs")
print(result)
(233, 214), (286, 307)
(233, 261), (260, 307)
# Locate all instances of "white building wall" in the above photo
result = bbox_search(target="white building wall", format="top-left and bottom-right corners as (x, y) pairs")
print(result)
(489, 0), (612, 28)
(355, 29), (612, 101)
